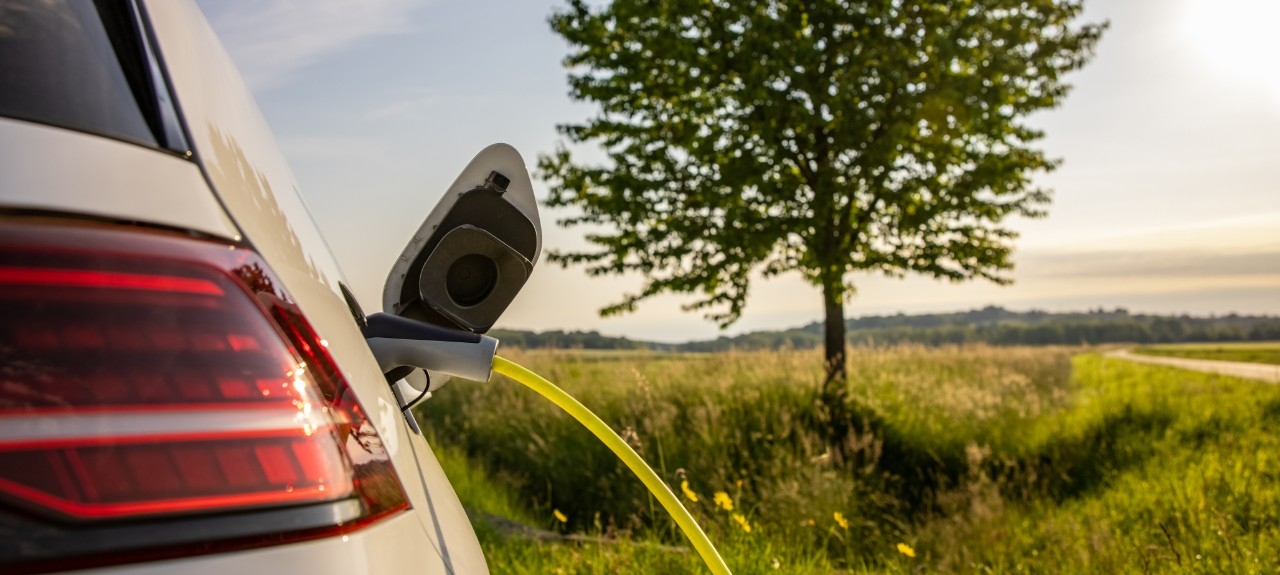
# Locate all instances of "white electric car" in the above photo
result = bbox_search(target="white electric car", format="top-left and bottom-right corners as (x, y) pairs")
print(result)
(0, 1), (540, 573)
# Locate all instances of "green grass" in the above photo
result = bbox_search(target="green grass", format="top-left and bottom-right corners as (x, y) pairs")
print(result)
(417, 347), (1280, 573)
(428, 431), (848, 574)
(1133, 341), (1280, 365)
(429, 440), (538, 528)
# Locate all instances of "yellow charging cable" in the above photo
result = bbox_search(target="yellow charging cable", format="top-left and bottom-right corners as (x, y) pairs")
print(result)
(491, 356), (732, 575)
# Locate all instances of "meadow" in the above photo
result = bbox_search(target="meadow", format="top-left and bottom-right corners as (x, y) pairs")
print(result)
(418, 346), (1280, 573)
(1134, 341), (1280, 366)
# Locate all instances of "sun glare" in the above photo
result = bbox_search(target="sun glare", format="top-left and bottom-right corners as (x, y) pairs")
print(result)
(1181, 0), (1280, 105)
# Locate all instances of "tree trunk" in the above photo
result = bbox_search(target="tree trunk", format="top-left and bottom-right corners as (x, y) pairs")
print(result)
(821, 285), (846, 394)
(819, 280), (849, 448)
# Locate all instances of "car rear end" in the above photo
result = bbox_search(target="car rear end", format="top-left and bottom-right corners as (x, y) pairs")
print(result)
(0, 1), (485, 573)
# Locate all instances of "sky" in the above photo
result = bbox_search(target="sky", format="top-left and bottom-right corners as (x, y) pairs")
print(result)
(194, 0), (1280, 343)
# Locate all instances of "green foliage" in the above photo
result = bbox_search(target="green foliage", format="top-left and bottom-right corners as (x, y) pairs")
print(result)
(488, 328), (649, 350)
(539, 0), (1106, 326)
(477, 527), (848, 575)
(1135, 342), (1280, 366)
(831, 307), (1280, 348)
(422, 348), (1280, 572)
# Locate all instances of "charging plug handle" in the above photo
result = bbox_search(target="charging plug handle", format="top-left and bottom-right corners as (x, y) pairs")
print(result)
(362, 312), (497, 382)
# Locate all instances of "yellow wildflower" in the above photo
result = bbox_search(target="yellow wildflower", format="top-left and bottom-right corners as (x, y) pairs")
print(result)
(713, 491), (734, 511)
(896, 542), (916, 558)
(680, 480), (699, 503)
(805, 518), (815, 526)
(732, 513), (752, 533)
(833, 511), (849, 530)
(553, 509), (567, 523)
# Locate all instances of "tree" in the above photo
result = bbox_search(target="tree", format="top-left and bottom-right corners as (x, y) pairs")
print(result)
(538, 0), (1105, 423)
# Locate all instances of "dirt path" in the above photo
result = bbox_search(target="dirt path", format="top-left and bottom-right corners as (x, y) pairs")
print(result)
(1107, 349), (1280, 384)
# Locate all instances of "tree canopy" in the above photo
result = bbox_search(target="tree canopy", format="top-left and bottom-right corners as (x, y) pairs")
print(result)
(539, 0), (1106, 393)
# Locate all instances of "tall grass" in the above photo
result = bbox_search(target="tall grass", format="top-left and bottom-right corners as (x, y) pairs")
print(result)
(419, 347), (1280, 572)
(920, 356), (1280, 572)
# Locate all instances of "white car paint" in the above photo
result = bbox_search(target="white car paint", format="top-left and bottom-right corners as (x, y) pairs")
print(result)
(0, 117), (239, 241)
(87, 513), (439, 575)
(141, 1), (489, 571)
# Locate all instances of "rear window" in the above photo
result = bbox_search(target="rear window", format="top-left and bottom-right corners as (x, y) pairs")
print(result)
(0, 0), (158, 146)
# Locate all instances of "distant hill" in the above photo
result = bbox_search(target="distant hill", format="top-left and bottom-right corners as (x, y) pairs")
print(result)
(492, 306), (1280, 351)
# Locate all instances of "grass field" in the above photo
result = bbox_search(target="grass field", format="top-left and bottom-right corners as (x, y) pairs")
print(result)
(418, 346), (1280, 573)
(1133, 341), (1280, 365)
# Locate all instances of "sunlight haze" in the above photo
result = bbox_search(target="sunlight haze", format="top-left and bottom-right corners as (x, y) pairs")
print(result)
(196, 0), (1279, 343)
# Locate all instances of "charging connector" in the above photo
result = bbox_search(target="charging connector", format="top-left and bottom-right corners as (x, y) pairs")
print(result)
(360, 315), (730, 573)
(362, 312), (498, 382)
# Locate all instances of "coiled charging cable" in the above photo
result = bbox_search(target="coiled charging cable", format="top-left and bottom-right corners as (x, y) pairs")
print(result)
(492, 356), (732, 575)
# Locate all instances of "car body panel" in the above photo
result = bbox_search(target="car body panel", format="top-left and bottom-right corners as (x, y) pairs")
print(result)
(0, 117), (239, 241)
(139, 1), (488, 572)
(76, 513), (441, 575)
(0, 0), (489, 572)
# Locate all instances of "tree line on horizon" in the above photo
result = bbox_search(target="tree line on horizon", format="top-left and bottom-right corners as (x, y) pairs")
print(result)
(491, 306), (1280, 351)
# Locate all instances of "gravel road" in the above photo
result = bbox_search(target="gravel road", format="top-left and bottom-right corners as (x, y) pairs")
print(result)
(1107, 349), (1280, 384)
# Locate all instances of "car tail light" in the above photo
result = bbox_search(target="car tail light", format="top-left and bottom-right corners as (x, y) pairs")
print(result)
(0, 219), (407, 569)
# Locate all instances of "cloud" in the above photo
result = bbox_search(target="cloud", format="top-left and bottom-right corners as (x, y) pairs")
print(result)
(364, 88), (442, 121)
(275, 135), (391, 161)
(1022, 249), (1280, 279)
(199, 0), (423, 91)
(1021, 212), (1280, 252)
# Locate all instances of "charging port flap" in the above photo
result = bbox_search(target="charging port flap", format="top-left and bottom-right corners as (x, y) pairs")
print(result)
(382, 143), (542, 334)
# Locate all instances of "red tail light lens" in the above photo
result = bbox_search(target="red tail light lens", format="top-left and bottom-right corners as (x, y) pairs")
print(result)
(0, 221), (407, 525)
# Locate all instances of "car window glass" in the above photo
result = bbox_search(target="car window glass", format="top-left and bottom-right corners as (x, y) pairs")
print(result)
(0, 0), (157, 146)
